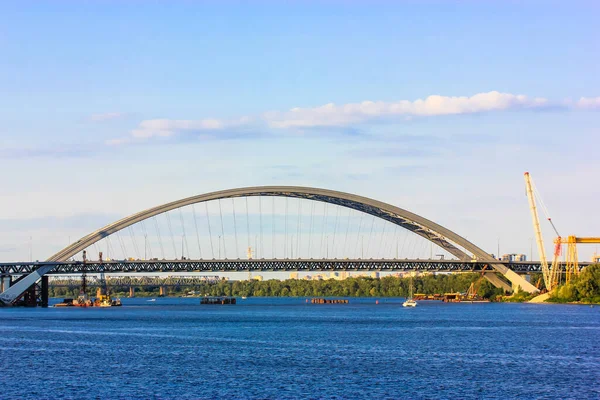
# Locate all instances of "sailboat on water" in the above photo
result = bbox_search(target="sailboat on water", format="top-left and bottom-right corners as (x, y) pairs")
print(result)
(402, 273), (417, 307)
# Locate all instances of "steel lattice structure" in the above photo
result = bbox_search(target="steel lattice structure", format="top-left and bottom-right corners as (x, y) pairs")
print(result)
(0, 259), (584, 276)
(48, 275), (222, 288)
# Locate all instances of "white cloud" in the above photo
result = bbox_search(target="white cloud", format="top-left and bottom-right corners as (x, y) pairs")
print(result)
(105, 91), (600, 145)
(264, 91), (550, 128)
(90, 112), (126, 122)
(131, 117), (252, 139)
(105, 137), (131, 146)
(574, 97), (600, 110)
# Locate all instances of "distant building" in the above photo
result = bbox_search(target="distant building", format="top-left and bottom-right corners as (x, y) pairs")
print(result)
(289, 272), (299, 280)
(593, 254), (600, 263)
(501, 254), (527, 262)
(252, 275), (263, 281)
(329, 272), (349, 280)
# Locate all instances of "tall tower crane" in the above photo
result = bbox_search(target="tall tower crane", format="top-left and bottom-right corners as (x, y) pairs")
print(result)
(524, 172), (555, 290)
(525, 172), (599, 290)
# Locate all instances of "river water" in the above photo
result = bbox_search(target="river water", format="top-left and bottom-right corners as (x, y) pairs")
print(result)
(0, 297), (598, 399)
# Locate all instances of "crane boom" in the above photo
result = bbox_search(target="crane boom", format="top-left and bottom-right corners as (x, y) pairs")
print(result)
(559, 237), (600, 244)
(524, 172), (552, 290)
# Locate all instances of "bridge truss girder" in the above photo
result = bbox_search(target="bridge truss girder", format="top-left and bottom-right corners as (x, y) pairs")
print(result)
(0, 259), (577, 276)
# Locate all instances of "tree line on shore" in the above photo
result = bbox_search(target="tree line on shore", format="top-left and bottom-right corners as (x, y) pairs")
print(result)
(47, 265), (600, 303)
(548, 264), (600, 304)
(50, 272), (506, 299)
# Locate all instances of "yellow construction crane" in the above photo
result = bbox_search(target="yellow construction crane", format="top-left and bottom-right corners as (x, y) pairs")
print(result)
(525, 172), (598, 289)
(524, 172), (554, 290)
(466, 265), (488, 300)
(553, 236), (600, 284)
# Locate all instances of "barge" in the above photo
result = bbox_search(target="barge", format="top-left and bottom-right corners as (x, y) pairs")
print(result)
(200, 296), (237, 305)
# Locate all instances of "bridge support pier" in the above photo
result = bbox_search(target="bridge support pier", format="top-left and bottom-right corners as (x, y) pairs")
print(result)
(22, 285), (37, 307)
(40, 276), (48, 308)
(0, 275), (11, 292)
(159, 286), (166, 297)
(129, 287), (135, 298)
(486, 263), (539, 293)
(483, 272), (511, 292)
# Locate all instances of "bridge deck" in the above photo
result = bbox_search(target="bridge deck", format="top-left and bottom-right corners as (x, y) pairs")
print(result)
(0, 259), (587, 275)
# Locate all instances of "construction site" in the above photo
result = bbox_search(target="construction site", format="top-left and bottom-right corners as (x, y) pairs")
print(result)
(524, 172), (599, 301)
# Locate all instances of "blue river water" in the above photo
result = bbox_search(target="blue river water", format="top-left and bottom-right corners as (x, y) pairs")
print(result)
(0, 297), (599, 399)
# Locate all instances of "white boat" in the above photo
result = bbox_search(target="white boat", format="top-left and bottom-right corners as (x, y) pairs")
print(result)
(402, 299), (417, 307)
(147, 298), (156, 302)
(241, 296), (247, 300)
(402, 274), (417, 307)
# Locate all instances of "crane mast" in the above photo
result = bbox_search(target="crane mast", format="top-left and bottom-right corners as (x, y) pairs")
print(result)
(524, 172), (552, 290)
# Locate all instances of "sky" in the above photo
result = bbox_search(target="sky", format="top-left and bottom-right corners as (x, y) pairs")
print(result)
(1, 0), (599, 263)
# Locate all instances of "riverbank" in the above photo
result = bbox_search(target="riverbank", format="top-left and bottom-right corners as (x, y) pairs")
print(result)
(49, 274), (505, 300)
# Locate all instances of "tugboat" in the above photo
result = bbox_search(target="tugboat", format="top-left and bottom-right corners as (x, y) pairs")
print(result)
(72, 250), (93, 307)
(93, 252), (121, 307)
(54, 251), (121, 307)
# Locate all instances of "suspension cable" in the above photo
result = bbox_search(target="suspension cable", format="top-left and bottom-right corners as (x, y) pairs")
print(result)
(179, 208), (190, 259)
(343, 208), (351, 257)
(365, 215), (375, 257)
(102, 237), (109, 260)
(379, 220), (389, 259)
(165, 212), (178, 259)
(245, 197), (250, 256)
(127, 226), (141, 260)
(140, 220), (153, 260)
(106, 236), (116, 260)
(331, 206), (340, 259)
(152, 216), (166, 259)
(114, 230), (126, 259)
(308, 201), (315, 258)
(409, 235), (419, 259)
(376, 220), (387, 259)
(319, 203), (328, 258)
(205, 202), (215, 259)
(400, 229), (409, 258)
(272, 196), (275, 259)
(92, 242), (100, 260)
(231, 198), (239, 259)
(218, 199), (226, 259)
(191, 204), (203, 259)
(259, 197), (263, 259)
(355, 212), (364, 259)
(284, 197), (288, 259)
(389, 225), (398, 259)
(296, 199), (301, 259)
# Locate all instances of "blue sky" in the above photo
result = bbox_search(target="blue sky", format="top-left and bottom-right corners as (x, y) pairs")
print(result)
(1, 1), (599, 262)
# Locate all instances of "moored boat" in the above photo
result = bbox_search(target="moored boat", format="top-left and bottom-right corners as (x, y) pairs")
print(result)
(402, 274), (418, 307)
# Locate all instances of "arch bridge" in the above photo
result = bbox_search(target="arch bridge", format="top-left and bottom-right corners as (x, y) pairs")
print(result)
(0, 186), (538, 305)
